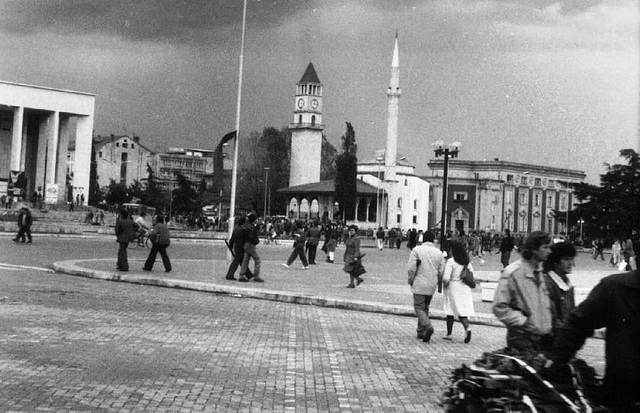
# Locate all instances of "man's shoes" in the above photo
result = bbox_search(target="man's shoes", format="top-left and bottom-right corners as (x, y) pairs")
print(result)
(417, 333), (424, 340)
(26, 240), (32, 243)
(20, 240), (25, 243)
(464, 330), (472, 344)
(238, 276), (249, 282)
(142, 267), (152, 272)
(356, 278), (364, 286)
(301, 266), (309, 270)
(252, 277), (264, 283)
(346, 284), (355, 288)
(12, 238), (18, 243)
(443, 335), (452, 341)
(225, 276), (236, 280)
(422, 328), (434, 343)
(165, 269), (171, 273)
(117, 268), (129, 272)
(281, 263), (289, 268)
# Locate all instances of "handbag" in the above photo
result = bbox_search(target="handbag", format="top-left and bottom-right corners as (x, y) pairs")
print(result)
(352, 261), (367, 277)
(460, 265), (476, 288)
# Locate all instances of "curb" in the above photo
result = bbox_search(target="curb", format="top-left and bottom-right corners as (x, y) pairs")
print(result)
(52, 259), (505, 328)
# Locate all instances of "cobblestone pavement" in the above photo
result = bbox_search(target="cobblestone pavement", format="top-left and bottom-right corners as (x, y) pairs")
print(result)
(0, 268), (605, 412)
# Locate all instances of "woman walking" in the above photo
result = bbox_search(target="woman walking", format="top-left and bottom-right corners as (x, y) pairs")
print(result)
(344, 225), (364, 288)
(442, 240), (475, 343)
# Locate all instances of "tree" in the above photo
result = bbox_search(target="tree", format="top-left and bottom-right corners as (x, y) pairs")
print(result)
(572, 149), (640, 239)
(334, 122), (358, 221)
(104, 179), (131, 206)
(140, 163), (164, 210)
(320, 135), (338, 180)
(88, 143), (102, 205)
(171, 173), (198, 216)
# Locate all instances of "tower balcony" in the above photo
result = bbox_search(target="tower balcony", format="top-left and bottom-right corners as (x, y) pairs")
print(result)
(289, 122), (325, 130)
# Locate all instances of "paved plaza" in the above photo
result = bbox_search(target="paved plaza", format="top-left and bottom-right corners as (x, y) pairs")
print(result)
(1, 234), (611, 412)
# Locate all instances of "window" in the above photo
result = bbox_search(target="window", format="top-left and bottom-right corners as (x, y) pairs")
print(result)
(1, 111), (13, 131)
(311, 115), (316, 126)
(521, 176), (528, 185)
(397, 214), (401, 224)
(413, 199), (418, 209)
(98, 151), (103, 158)
(298, 115), (302, 124)
(397, 197), (402, 208)
(404, 179), (408, 186)
(454, 192), (468, 202)
(506, 191), (513, 205)
(121, 152), (128, 162)
(506, 174), (513, 183)
(413, 215), (417, 224)
(116, 143), (119, 147)
(520, 192), (528, 205)
(122, 143), (128, 148)
(534, 193), (540, 207)
(131, 144), (135, 149)
(535, 178), (541, 186)
(547, 195), (554, 206)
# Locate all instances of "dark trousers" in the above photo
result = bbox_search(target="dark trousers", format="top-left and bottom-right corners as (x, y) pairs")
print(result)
(144, 244), (171, 272)
(225, 249), (253, 279)
(307, 243), (318, 264)
(286, 247), (308, 267)
(501, 251), (511, 268)
(15, 226), (32, 242)
(117, 242), (129, 270)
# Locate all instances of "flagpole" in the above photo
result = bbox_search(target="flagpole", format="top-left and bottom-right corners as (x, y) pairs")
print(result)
(227, 0), (248, 246)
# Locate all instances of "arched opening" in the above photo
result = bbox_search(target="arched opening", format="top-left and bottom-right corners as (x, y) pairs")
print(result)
(311, 115), (316, 126)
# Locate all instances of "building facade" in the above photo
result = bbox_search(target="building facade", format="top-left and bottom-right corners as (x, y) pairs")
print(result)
(0, 81), (95, 205)
(155, 147), (215, 191)
(92, 134), (155, 188)
(427, 159), (586, 236)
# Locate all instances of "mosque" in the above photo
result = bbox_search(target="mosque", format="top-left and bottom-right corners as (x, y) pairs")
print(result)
(279, 37), (430, 230)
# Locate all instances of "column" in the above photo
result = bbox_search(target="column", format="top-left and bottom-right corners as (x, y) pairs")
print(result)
(56, 115), (72, 203)
(74, 114), (93, 204)
(10, 107), (24, 171)
(44, 111), (60, 204)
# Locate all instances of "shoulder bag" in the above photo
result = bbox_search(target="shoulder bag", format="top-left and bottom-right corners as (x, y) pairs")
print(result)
(460, 265), (476, 288)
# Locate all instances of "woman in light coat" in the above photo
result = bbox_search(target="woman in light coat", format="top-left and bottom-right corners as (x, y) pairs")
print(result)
(442, 240), (475, 343)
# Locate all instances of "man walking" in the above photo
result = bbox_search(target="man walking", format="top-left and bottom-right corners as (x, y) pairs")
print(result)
(13, 207), (33, 243)
(225, 216), (253, 280)
(407, 231), (445, 342)
(142, 215), (172, 273)
(499, 229), (515, 268)
(492, 231), (553, 354)
(239, 213), (264, 283)
(305, 223), (321, 265)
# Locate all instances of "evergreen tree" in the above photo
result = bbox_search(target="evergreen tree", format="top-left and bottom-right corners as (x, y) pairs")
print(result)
(573, 149), (640, 239)
(104, 179), (131, 206)
(172, 173), (198, 216)
(334, 123), (358, 221)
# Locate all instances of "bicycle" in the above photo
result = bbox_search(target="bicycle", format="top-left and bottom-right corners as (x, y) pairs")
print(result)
(128, 231), (152, 249)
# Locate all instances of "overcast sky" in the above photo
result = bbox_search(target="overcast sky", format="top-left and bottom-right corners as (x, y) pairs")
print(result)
(1, 0), (638, 183)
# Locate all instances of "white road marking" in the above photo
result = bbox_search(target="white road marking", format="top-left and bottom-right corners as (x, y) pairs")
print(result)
(0, 263), (55, 273)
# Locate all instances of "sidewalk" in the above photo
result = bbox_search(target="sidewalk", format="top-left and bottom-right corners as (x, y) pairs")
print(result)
(52, 244), (605, 331)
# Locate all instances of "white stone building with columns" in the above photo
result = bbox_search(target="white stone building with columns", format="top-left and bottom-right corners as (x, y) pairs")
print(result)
(0, 81), (95, 205)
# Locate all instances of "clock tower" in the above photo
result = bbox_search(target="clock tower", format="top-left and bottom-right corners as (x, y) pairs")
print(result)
(289, 62), (324, 187)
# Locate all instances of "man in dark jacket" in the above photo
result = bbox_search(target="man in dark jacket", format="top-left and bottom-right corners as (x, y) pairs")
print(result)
(499, 229), (515, 268)
(224, 216), (253, 280)
(142, 215), (172, 273)
(545, 270), (640, 412)
(239, 213), (263, 282)
(115, 209), (136, 271)
(13, 207), (33, 243)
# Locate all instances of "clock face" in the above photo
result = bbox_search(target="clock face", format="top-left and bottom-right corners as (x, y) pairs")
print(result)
(297, 98), (305, 109)
(311, 99), (318, 109)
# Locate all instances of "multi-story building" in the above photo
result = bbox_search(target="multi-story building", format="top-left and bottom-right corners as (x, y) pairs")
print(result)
(155, 147), (215, 191)
(427, 159), (586, 236)
(1, 80), (95, 205)
(91, 134), (155, 188)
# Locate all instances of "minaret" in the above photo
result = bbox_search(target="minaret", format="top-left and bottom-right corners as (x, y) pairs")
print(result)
(289, 62), (324, 187)
(385, 35), (401, 182)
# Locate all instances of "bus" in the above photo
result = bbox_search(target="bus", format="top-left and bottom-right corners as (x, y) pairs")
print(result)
(122, 203), (156, 218)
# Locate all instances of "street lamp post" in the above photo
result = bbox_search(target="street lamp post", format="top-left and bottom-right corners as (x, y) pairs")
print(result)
(432, 140), (461, 251)
(263, 167), (270, 219)
(578, 217), (584, 242)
